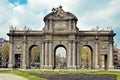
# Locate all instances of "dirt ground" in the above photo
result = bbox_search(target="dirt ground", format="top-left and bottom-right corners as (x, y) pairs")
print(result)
(30, 73), (116, 80)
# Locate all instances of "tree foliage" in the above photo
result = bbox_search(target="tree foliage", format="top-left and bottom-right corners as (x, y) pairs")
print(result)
(31, 46), (40, 62)
(56, 53), (60, 65)
(0, 47), (2, 56)
(2, 43), (9, 62)
(81, 46), (91, 68)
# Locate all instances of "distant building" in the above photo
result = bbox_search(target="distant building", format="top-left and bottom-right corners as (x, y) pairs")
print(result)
(113, 47), (120, 69)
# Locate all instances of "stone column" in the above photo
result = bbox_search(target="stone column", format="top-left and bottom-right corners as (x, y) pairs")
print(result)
(72, 41), (76, 69)
(8, 37), (14, 68)
(108, 42), (114, 69)
(22, 36), (27, 69)
(68, 41), (72, 68)
(45, 41), (48, 68)
(49, 41), (52, 68)
(94, 38), (99, 69)
(41, 42), (45, 69)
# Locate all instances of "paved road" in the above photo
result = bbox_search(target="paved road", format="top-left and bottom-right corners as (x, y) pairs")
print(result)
(0, 74), (28, 80)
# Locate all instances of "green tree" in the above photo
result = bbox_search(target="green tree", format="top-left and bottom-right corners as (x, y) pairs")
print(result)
(31, 46), (40, 63)
(2, 43), (9, 63)
(0, 47), (2, 56)
(81, 46), (91, 68)
(0, 47), (2, 65)
(35, 53), (40, 62)
(56, 53), (60, 65)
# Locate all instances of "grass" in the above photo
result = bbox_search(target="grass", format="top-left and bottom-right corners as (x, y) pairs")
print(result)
(0, 69), (120, 80)
(0, 69), (46, 80)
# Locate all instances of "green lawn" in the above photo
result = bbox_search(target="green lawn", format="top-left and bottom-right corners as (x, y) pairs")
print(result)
(0, 69), (46, 80)
(0, 69), (120, 80)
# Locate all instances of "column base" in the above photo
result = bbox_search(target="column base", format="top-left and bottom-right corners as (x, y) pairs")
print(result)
(67, 65), (76, 69)
(43, 65), (53, 69)
(48, 65), (53, 69)
(99, 65), (105, 69)
(8, 64), (14, 68)
(108, 66), (114, 69)
(40, 65), (44, 69)
(22, 65), (27, 69)
(94, 65), (100, 69)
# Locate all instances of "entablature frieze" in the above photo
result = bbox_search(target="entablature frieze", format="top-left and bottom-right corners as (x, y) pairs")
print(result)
(99, 51), (108, 55)
(41, 40), (53, 43)
(68, 40), (78, 43)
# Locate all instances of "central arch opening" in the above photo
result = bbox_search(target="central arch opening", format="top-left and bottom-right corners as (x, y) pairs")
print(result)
(54, 45), (67, 69)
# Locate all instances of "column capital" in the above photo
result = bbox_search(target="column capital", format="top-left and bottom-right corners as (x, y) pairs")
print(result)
(23, 40), (27, 43)
(73, 40), (77, 43)
(95, 39), (99, 44)
(9, 37), (13, 44)
(69, 40), (77, 43)
(41, 40), (45, 43)
(48, 40), (53, 43)
(44, 40), (49, 43)
(68, 40), (72, 43)
(109, 40), (114, 44)
(9, 40), (13, 44)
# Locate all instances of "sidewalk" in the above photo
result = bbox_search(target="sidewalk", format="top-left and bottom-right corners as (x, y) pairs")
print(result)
(0, 74), (28, 80)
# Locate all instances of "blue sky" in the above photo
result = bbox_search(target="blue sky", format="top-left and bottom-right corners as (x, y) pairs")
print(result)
(8, 0), (27, 5)
(0, 0), (120, 48)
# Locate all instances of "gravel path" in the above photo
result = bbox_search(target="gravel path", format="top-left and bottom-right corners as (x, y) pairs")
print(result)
(0, 74), (28, 80)
(31, 73), (116, 80)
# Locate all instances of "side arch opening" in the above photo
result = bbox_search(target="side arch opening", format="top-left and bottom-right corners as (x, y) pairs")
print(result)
(29, 45), (40, 69)
(80, 45), (93, 69)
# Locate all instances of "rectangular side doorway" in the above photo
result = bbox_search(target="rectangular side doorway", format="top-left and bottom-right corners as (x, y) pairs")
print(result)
(15, 54), (21, 68)
(104, 55), (108, 69)
(99, 54), (108, 69)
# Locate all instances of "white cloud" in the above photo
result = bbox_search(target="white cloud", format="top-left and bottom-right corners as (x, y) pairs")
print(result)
(0, 0), (120, 47)
(9, 17), (20, 26)
(5, 0), (85, 31)
(76, 0), (120, 30)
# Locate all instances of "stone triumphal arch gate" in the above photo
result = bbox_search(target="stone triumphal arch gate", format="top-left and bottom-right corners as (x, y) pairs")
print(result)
(8, 6), (116, 69)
